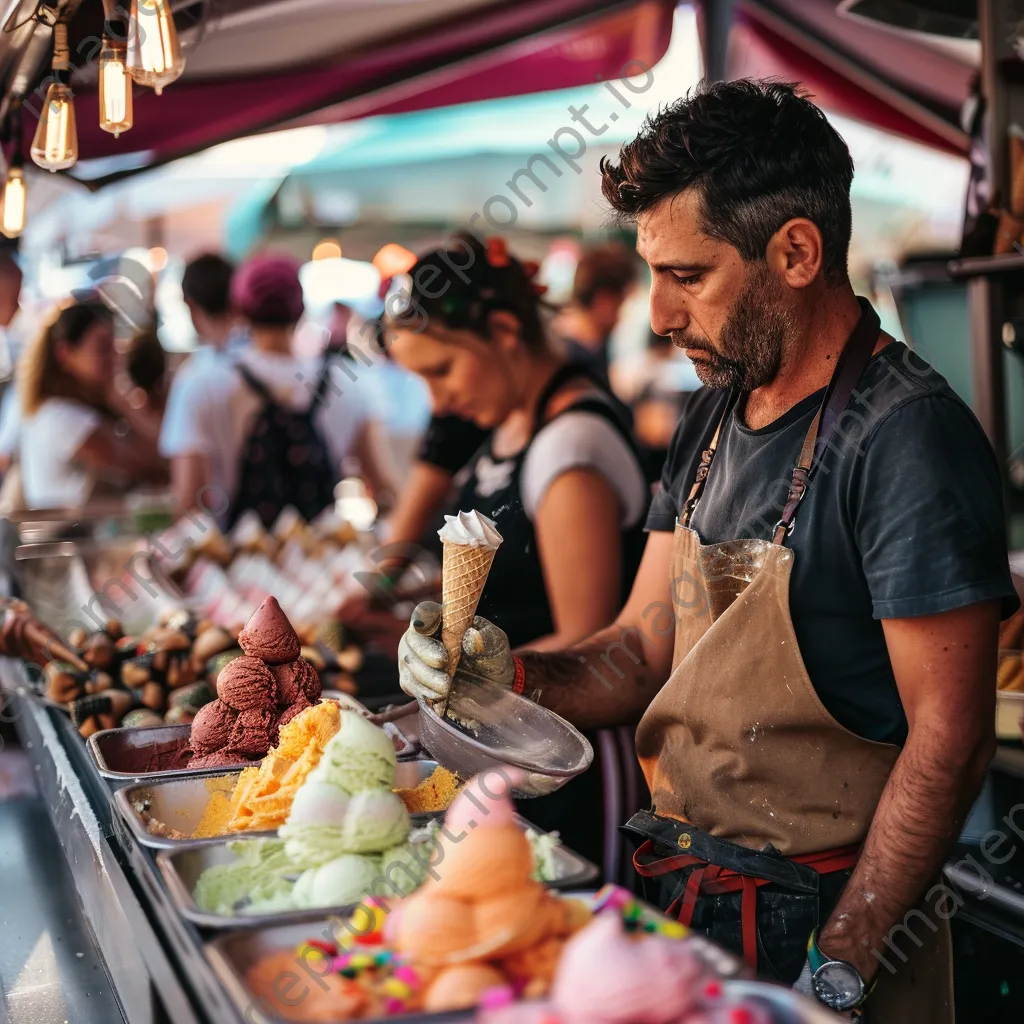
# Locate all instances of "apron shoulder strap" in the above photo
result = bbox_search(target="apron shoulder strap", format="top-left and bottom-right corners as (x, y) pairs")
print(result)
(680, 390), (737, 528)
(771, 300), (881, 544)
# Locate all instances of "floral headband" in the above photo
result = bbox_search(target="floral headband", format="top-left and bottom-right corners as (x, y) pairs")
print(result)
(381, 236), (547, 320)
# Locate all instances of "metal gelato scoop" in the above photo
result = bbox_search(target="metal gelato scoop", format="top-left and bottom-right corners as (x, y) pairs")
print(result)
(417, 678), (594, 798)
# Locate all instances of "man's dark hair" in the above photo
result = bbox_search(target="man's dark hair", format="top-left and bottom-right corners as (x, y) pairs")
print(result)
(572, 243), (638, 307)
(181, 253), (235, 316)
(601, 79), (854, 284)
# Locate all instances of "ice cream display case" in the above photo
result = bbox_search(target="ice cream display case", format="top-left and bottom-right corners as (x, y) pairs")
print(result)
(0, 528), (841, 1024)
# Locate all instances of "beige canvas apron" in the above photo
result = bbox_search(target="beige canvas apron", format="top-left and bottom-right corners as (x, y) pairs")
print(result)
(634, 307), (953, 1022)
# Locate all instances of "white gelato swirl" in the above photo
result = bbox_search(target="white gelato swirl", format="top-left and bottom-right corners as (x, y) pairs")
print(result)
(437, 509), (503, 550)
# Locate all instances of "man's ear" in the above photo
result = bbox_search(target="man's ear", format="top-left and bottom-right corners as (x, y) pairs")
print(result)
(767, 217), (823, 290)
(485, 309), (523, 353)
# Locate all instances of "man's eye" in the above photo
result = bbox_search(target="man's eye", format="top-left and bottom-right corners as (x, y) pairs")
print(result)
(672, 273), (703, 286)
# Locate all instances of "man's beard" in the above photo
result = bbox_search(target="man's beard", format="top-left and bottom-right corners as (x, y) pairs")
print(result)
(671, 266), (791, 391)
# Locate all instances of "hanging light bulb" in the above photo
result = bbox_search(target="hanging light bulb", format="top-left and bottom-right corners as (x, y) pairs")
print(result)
(1, 162), (26, 240)
(1, 105), (26, 239)
(99, 21), (133, 137)
(30, 23), (78, 172)
(126, 0), (185, 96)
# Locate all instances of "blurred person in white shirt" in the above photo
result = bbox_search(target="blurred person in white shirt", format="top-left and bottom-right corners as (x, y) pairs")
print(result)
(160, 253), (399, 524)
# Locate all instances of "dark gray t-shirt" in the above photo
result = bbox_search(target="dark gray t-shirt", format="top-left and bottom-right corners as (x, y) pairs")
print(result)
(647, 341), (1018, 745)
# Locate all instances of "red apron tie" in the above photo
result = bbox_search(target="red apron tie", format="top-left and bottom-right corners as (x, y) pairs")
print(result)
(633, 840), (860, 971)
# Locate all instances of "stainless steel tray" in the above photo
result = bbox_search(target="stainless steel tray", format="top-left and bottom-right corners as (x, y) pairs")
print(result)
(87, 723), (241, 783)
(113, 760), (449, 850)
(156, 811), (599, 930)
(114, 767), (260, 850)
(205, 920), (471, 1024)
(202, 906), (808, 1024)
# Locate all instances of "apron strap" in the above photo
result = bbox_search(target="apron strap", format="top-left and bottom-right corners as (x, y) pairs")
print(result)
(772, 299), (882, 545)
(679, 391), (738, 529)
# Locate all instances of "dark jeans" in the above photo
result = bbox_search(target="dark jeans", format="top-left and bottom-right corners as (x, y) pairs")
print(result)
(630, 843), (852, 985)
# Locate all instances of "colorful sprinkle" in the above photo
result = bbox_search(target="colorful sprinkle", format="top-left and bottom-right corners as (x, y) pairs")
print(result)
(383, 997), (407, 1015)
(393, 965), (419, 987)
(381, 978), (412, 999)
(727, 1009), (757, 1024)
(296, 941), (335, 961)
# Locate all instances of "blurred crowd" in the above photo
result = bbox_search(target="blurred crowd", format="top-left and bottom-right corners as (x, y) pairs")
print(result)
(0, 239), (699, 525)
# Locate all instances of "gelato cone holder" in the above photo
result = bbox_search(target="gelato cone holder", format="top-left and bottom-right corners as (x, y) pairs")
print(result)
(418, 677), (594, 798)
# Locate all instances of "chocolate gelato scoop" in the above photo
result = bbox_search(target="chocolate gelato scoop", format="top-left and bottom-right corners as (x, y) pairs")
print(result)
(275, 695), (312, 737)
(228, 707), (275, 757)
(238, 596), (301, 664)
(190, 750), (250, 770)
(216, 656), (277, 711)
(271, 657), (321, 705)
(189, 698), (237, 756)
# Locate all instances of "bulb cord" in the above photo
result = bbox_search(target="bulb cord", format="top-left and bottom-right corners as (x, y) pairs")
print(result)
(51, 20), (68, 70)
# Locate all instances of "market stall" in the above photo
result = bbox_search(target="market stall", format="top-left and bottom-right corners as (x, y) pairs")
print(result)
(2, 1), (1023, 1022)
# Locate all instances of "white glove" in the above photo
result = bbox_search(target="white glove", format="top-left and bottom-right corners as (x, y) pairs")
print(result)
(397, 600), (514, 702)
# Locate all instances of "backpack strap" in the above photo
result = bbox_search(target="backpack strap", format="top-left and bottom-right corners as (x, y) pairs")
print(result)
(311, 356), (334, 404)
(234, 357), (333, 408)
(235, 362), (275, 404)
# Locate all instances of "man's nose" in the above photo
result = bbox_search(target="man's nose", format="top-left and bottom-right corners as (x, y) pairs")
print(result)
(649, 278), (689, 338)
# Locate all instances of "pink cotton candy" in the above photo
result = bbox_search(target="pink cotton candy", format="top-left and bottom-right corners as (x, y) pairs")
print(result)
(444, 770), (522, 833)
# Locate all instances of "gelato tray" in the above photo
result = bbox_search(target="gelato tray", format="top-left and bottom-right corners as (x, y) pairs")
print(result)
(114, 767), (262, 850)
(157, 817), (599, 929)
(205, 920), (467, 1024)
(114, 760), (452, 850)
(88, 723), (255, 784)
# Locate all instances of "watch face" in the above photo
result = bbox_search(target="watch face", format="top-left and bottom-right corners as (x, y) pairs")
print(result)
(813, 961), (863, 1011)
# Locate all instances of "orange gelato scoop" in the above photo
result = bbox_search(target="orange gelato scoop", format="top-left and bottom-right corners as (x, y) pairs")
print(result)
(226, 700), (341, 833)
(423, 965), (507, 1013)
(433, 823), (533, 900)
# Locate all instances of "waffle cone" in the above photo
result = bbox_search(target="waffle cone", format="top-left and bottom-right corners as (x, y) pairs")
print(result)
(440, 541), (497, 682)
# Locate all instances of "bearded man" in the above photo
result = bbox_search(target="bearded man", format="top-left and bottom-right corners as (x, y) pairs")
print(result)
(398, 79), (1017, 1021)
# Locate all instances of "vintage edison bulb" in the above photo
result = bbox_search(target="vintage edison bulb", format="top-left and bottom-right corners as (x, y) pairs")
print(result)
(99, 42), (133, 136)
(126, 0), (185, 95)
(1, 167), (26, 238)
(30, 82), (78, 172)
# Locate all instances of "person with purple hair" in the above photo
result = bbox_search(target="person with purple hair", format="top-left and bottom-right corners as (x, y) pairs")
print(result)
(160, 252), (398, 525)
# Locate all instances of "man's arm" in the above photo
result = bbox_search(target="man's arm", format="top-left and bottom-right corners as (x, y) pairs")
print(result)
(818, 600), (1000, 979)
(519, 530), (677, 729)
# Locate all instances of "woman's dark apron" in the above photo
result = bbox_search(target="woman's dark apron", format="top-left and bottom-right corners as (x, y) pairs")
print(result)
(626, 303), (953, 1022)
(456, 364), (648, 883)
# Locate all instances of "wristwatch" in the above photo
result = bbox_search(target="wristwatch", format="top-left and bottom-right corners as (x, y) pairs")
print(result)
(807, 930), (870, 1013)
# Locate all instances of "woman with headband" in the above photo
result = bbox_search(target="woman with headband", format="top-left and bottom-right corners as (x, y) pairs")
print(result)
(385, 233), (649, 876)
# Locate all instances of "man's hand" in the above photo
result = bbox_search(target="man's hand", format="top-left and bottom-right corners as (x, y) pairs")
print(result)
(397, 601), (514, 702)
